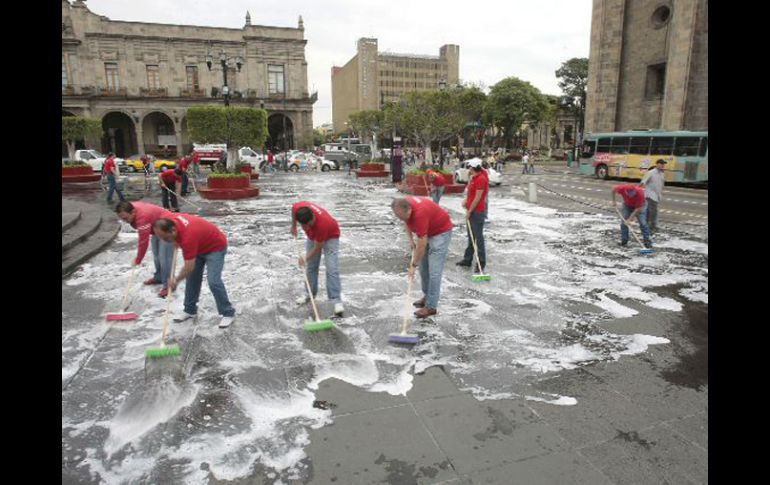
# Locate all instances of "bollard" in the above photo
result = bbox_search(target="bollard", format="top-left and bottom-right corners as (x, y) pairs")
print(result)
(528, 182), (537, 203)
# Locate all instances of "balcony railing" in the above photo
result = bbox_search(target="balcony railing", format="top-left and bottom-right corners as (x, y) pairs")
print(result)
(98, 86), (128, 96)
(180, 87), (206, 97)
(139, 87), (168, 97)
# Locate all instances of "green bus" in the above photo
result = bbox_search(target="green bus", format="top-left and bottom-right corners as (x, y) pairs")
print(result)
(579, 130), (708, 183)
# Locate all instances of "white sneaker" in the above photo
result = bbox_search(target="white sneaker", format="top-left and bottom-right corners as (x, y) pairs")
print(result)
(296, 295), (310, 305)
(219, 315), (235, 328)
(173, 312), (196, 323)
(334, 302), (344, 316)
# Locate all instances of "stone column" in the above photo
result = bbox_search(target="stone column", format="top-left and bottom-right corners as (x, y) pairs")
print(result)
(175, 127), (183, 157)
(135, 122), (145, 156)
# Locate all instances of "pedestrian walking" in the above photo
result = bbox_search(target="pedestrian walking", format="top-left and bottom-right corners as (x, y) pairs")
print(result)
(639, 159), (667, 232)
(103, 152), (126, 205)
(521, 152), (530, 174)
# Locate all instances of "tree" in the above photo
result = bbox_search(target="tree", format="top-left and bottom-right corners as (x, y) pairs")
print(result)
(62, 117), (102, 160)
(555, 57), (589, 147)
(348, 110), (385, 159)
(187, 106), (268, 169)
(312, 129), (325, 147)
(485, 77), (549, 149)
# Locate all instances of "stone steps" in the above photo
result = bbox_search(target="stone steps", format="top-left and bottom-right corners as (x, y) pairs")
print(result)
(62, 199), (120, 277)
(61, 211), (81, 233)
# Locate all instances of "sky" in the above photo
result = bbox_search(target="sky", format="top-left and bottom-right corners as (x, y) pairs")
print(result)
(87, 0), (592, 128)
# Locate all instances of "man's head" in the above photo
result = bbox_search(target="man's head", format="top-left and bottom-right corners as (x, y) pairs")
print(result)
(107, 152), (115, 157)
(655, 159), (667, 171)
(391, 198), (412, 222)
(115, 201), (136, 224)
(174, 168), (183, 176)
(467, 158), (483, 174)
(296, 207), (315, 227)
(153, 218), (179, 242)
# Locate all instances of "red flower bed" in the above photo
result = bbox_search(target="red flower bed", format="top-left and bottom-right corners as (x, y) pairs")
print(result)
(207, 176), (250, 189)
(62, 166), (94, 176)
(360, 163), (386, 172)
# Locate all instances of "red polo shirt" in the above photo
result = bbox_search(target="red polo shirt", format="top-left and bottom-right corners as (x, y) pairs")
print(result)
(170, 213), (228, 259)
(104, 157), (117, 175)
(406, 197), (453, 238)
(613, 184), (646, 209)
(179, 157), (191, 171)
(130, 202), (174, 264)
(466, 170), (489, 213)
(160, 170), (182, 184)
(292, 202), (341, 242)
(432, 174), (447, 187)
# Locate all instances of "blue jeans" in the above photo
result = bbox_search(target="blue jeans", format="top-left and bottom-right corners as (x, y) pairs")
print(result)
(151, 235), (174, 289)
(431, 186), (445, 204)
(106, 174), (125, 203)
(621, 202), (652, 243)
(183, 249), (235, 317)
(419, 229), (453, 309)
(462, 211), (486, 265)
(305, 238), (342, 303)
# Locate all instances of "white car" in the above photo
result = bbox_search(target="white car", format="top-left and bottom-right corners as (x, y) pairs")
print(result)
(454, 159), (502, 186)
(238, 146), (265, 169)
(73, 149), (125, 172)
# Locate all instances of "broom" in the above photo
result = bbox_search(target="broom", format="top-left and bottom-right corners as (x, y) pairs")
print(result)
(161, 183), (207, 215)
(295, 236), (335, 332)
(467, 219), (491, 282)
(615, 207), (654, 255)
(105, 263), (139, 321)
(145, 246), (182, 359)
(388, 252), (419, 345)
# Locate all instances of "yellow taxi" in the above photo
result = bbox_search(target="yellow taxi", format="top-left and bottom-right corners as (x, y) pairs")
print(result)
(124, 154), (177, 173)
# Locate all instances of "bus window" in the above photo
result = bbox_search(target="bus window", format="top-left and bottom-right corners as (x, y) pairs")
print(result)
(629, 137), (651, 155)
(650, 137), (674, 155)
(609, 137), (630, 154)
(597, 137), (611, 153)
(698, 137), (708, 156)
(580, 140), (596, 158)
(673, 137), (700, 156)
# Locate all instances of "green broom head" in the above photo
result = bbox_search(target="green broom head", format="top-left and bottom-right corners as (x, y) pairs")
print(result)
(304, 320), (335, 332)
(145, 344), (182, 359)
(472, 274), (492, 282)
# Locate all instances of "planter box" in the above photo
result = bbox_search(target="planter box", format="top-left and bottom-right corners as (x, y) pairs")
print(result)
(62, 174), (101, 183)
(239, 165), (253, 174)
(355, 169), (388, 177)
(360, 163), (386, 172)
(198, 186), (260, 200)
(207, 176), (250, 189)
(250, 173), (260, 180)
(62, 166), (94, 176)
(406, 174), (428, 186)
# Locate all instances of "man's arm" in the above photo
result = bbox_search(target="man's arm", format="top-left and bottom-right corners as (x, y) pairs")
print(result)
(468, 190), (484, 217)
(169, 258), (196, 291)
(290, 209), (298, 237)
(300, 240), (325, 266)
(409, 236), (428, 278)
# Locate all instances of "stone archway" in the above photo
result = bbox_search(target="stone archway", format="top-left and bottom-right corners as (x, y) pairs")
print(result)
(142, 111), (177, 158)
(267, 113), (294, 151)
(102, 111), (138, 158)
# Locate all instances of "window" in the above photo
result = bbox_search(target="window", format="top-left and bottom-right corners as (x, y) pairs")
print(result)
(698, 137), (708, 157)
(580, 140), (596, 158)
(227, 67), (237, 90)
(650, 136), (674, 155)
(610, 137), (630, 154)
(629, 137), (651, 155)
(146, 65), (160, 89)
(104, 62), (119, 90)
(62, 57), (68, 88)
(597, 137), (611, 153)
(185, 66), (199, 90)
(673, 137), (701, 156)
(651, 5), (671, 28)
(268, 64), (285, 94)
(645, 63), (666, 98)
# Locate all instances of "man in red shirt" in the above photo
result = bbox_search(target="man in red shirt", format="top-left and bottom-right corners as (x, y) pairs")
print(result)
(457, 159), (489, 271)
(103, 152), (125, 205)
(115, 201), (175, 297)
(292, 202), (344, 316)
(179, 155), (192, 196)
(612, 183), (652, 248)
(159, 168), (182, 212)
(391, 196), (454, 318)
(153, 214), (236, 328)
(427, 170), (447, 204)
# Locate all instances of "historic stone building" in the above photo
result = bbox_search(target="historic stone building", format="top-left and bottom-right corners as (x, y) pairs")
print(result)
(62, 0), (316, 158)
(331, 38), (459, 134)
(585, 0), (707, 133)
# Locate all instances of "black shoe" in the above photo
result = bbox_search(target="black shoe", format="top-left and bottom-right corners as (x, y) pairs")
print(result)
(643, 240), (653, 249)
(619, 241), (628, 247)
(456, 260), (472, 267)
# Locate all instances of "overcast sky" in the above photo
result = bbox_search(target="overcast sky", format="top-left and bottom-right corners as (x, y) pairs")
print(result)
(88, 0), (592, 127)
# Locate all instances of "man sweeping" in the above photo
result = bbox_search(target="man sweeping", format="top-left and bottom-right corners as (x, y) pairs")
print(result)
(457, 158), (489, 272)
(391, 197), (454, 319)
(291, 202), (344, 317)
(116, 201), (176, 298)
(159, 167), (183, 212)
(612, 183), (653, 248)
(153, 214), (236, 328)
(426, 170), (447, 204)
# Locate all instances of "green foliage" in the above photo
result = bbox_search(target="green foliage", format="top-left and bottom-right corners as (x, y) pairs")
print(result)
(62, 117), (102, 143)
(485, 77), (549, 147)
(62, 161), (90, 168)
(555, 58), (589, 100)
(408, 168), (427, 176)
(187, 106), (268, 148)
(348, 110), (384, 139)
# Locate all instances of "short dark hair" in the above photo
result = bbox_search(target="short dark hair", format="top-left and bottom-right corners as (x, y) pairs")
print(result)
(153, 218), (177, 233)
(174, 168), (183, 175)
(296, 207), (314, 224)
(115, 201), (134, 214)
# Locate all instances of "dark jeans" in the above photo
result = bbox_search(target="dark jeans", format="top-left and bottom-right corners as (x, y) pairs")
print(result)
(181, 172), (189, 196)
(646, 199), (659, 232)
(462, 211), (486, 266)
(106, 174), (125, 203)
(161, 182), (179, 211)
(183, 249), (235, 317)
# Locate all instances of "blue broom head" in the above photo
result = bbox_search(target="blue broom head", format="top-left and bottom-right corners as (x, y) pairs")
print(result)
(639, 248), (655, 254)
(389, 333), (419, 345)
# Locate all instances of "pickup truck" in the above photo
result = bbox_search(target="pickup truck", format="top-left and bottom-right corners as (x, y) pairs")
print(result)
(72, 149), (125, 172)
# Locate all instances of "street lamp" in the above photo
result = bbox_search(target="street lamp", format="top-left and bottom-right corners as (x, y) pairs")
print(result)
(206, 50), (244, 107)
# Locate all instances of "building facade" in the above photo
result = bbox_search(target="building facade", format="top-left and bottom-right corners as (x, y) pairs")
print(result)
(584, 0), (707, 134)
(62, 0), (317, 158)
(331, 38), (459, 134)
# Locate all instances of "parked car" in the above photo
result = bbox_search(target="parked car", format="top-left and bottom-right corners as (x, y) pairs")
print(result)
(238, 147), (265, 169)
(124, 154), (177, 172)
(73, 149), (125, 172)
(323, 149), (359, 170)
(454, 159), (502, 186)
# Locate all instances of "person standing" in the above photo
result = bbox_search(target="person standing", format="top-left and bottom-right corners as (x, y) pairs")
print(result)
(457, 159), (490, 271)
(153, 214), (236, 328)
(391, 197), (453, 318)
(639, 159), (667, 232)
(291, 202), (344, 316)
(178, 154), (192, 196)
(267, 150), (275, 173)
(115, 201), (175, 298)
(612, 183), (653, 248)
(521, 151), (529, 174)
(527, 151), (535, 174)
(103, 152), (125, 205)
(159, 167), (182, 212)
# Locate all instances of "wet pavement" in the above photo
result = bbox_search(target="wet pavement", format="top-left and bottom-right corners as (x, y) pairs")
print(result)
(62, 170), (707, 484)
